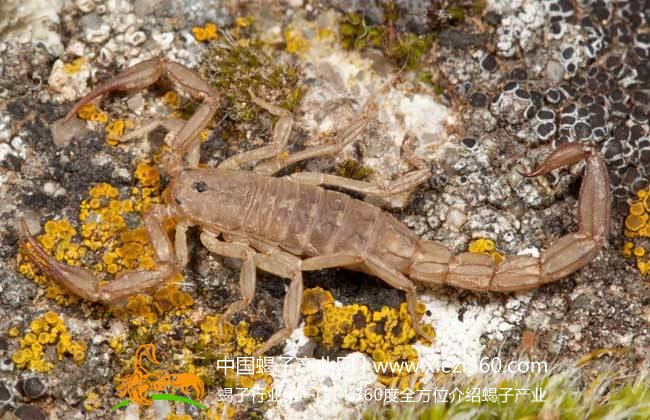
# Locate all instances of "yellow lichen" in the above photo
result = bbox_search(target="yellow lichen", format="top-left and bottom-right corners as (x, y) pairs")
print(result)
(192, 22), (218, 42)
(284, 28), (309, 55)
(234, 17), (252, 28)
(11, 311), (87, 372)
(163, 91), (180, 108)
(106, 119), (131, 146)
(77, 103), (97, 120)
(622, 186), (650, 275)
(134, 162), (160, 187)
(468, 238), (504, 264)
(17, 158), (190, 313)
(83, 391), (102, 412)
(195, 313), (274, 400)
(63, 57), (85, 74)
(301, 287), (433, 389)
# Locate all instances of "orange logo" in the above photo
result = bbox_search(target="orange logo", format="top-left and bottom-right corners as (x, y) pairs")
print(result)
(113, 344), (204, 409)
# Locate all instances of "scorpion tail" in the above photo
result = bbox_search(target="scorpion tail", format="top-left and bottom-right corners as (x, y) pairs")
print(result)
(407, 142), (610, 292)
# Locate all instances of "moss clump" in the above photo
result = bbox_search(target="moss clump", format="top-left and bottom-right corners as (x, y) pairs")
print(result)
(363, 368), (650, 419)
(428, 0), (487, 30)
(200, 39), (304, 123)
(336, 159), (373, 180)
(338, 12), (432, 70)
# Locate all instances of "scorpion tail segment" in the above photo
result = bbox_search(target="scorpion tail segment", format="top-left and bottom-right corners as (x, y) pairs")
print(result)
(578, 152), (611, 243)
(524, 142), (592, 178)
(407, 240), (452, 285)
(64, 57), (164, 121)
(17, 219), (101, 302)
(540, 233), (599, 283)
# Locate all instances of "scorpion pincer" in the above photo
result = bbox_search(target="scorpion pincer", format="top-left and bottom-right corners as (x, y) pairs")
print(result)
(18, 57), (611, 355)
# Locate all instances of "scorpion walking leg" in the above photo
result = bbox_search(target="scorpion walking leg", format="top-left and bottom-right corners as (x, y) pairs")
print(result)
(217, 92), (294, 170)
(200, 232), (304, 355)
(18, 205), (186, 303)
(302, 249), (435, 342)
(117, 119), (202, 168)
(113, 118), (184, 143)
(363, 255), (435, 342)
(253, 118), (369, 175)
(288, 169), (431, 199)
(199, 231), (257, 323)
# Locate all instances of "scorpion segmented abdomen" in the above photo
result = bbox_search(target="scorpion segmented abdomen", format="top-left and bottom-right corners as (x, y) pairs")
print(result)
(365, 212), (419, 273)
(306, 189), (349, 254)
(281, 182), (322, 254)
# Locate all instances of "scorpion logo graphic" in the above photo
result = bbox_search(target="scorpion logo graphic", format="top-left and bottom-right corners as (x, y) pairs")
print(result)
(115, 343), (204, 406)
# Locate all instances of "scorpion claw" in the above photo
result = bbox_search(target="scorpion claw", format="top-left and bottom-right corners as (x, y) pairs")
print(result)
(18, 218), (102, 302)
(65, 57), (164, 121)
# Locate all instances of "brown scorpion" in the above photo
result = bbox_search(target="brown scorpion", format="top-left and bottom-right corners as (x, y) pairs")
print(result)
(18, 58), (611, 355)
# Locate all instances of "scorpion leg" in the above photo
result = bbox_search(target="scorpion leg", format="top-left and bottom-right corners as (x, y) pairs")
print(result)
(17, 205), (186, 303)
(199, 231), (257, 323)
(117, 118), (202, 168)
(253, 117), (369, 176)
(288, 168), (430, 199)
(363, 255), (435, 342)
(65, 57), (165, 121)
(217, 91), (294, 170)
(200, 231), (304, 355)
(112, 118), (185, 143)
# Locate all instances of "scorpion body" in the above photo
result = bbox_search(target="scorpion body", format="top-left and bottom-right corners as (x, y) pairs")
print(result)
(18, 58), (611, 355)
(172, 168), (416, 271)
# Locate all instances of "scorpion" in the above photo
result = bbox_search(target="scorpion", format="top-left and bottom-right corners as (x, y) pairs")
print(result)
(18, 57), (611, 355)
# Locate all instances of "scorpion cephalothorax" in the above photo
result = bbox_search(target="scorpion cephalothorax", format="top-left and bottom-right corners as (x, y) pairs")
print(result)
(18, 57), (611, 355)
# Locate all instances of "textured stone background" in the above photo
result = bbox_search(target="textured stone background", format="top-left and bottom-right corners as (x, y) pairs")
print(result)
(0, 0), (648, 418)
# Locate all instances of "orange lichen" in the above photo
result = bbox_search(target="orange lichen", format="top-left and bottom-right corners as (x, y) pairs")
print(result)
(134, 162), (160, 187)
(17, 159), (189, 312)
(622, 186), (650, 274)
(163, 91), (180, 109)
(105, 119), (134, 146)
(63, 58), (85, 74)
(76, 103), (108, 124)
(302, 287), (433, 389)
(11, 311), (87, 372)
(192, 23), (218, 42)
(468, 238), (504, 264)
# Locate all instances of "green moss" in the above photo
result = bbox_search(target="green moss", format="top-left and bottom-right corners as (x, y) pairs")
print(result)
(338, 12), (431, 70)
(200, 39), (303, 123)
(336, 159), (373, 180)
(416, 71), (434, 85)
(384, 33), (433, 70)
(363, 370), (650, 420)
(472, 0), (487, 15)
(447, 7), (466, 22)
